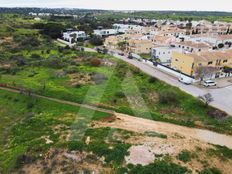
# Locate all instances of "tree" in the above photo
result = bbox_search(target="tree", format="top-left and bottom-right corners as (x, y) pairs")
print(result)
(89, 35), (103, 46)
(90, 58), (101, 67)
(33, 22), (65, 39)
(198, 93), (214, 107)
(117, 41), (128, 51)
(70, 33), (77, 43)
(195, 66), (219, 82)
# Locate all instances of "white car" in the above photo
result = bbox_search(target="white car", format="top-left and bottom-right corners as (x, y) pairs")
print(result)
(178, 77), (192, 85)
(203, 80), (217, 87)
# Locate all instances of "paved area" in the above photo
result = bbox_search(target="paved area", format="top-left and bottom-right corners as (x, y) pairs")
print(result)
(112, 53), (232, 115)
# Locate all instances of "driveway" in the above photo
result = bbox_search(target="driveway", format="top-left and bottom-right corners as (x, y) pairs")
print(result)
(112, 53), (232, 115)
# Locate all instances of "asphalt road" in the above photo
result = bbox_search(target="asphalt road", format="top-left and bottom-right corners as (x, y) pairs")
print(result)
(113, 53), (232, 115)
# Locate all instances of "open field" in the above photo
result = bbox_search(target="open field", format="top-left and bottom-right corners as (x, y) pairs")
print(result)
(1, 90), (232, 174)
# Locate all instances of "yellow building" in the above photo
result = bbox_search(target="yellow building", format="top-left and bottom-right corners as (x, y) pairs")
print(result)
(126, 39), (153, 54)
(171, 50), (232, 77)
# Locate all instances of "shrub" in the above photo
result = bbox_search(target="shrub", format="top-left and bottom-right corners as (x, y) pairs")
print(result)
(199, 167), (222, 174)
(207, 145), (232, 160)
(27, 101), (35, 109)
(15, 154), (35, 169)
(90, 58), (101, 67)
(31, 54), (41, 59)
(115, 91), (126, 98)
(126, 160), (189, 174)
(89, 35), (103, 46)
(105, 143), (130, 165)
(64, 66), (78, 74)
(177, 150), (192, 163)
(67, 141), (85, 152)
(91, 73), (108, 84)
(148, 77), (157, 83)
(87, 143), (110, 157)
(158, 89), (178, 105)
(144, 131), (167, 139)
(207, 109), (227, 120)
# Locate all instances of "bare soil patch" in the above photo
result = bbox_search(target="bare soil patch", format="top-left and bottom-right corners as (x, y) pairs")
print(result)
(93, 113), (232, 173)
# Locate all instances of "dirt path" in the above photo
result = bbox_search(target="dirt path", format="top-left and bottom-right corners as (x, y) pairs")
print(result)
(97, 113), (232, 149)
(0, 87), (114, 114)
(1, 86), (232, 148)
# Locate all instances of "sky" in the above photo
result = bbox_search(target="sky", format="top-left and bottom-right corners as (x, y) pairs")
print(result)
(0, 0), (232, 12)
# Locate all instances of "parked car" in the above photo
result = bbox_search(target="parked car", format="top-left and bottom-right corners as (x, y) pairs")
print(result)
(118, 52), (125, 56)
(178, 77), (192, 85)
(203, 80), (217, 87)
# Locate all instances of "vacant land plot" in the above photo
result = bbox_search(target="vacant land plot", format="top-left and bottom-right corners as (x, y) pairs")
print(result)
(93, 113), (232, 174)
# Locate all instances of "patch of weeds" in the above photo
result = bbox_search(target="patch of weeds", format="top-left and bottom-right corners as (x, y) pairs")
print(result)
(198, 167), (222, 174)
(144, 131), (167, 139)
(207, 145), (232, 160)
(177, 150), (192, 163)
(118, 160), (189, 174)
(67, 141), (85, 152)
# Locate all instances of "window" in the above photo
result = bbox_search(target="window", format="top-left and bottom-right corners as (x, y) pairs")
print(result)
(175, 59), (178, 61)
(223, 60), (228, 63)
(208, 61), (213, 65)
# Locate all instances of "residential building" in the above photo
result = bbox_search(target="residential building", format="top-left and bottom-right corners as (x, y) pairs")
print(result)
(63, 30), (87, 43)
(104, 35), (125, 49)
(126, 39), (153, 54)
(93, 29), (118, 37)
(152, 46), (182, 66)
(171, 49), (232, 78)
(113, 24), (143, 33)
(173, 41), (211, 53)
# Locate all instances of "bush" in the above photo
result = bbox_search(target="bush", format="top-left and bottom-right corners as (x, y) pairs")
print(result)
(148, 77), (157, 83)
(67, 141), (85, 152)
(199, 167), (222, 174)
(207, 109), (227, 120)
(177, 150), (192, 163)
(115, 91), (126, 98)
(89, 35), (103, 46)
(87, 143), (110, 157)
(90, 58), (101, 67)
(105, 143), (130, 165)
(15, 154), (35, 169)
(125, 160), (189, 174)
(64, 66), (79, 74)
(207, 145), (232, 160)
(158, 89), (178, 105)
(91, 73), (108, 84)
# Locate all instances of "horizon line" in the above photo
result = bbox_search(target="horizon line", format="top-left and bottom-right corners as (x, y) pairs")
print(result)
(0, 6), (232, 13)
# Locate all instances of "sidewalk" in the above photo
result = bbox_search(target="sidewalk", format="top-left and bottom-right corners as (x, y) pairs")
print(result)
(194, 77), (232, 89)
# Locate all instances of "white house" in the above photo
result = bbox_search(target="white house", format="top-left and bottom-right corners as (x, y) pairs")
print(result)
(93, 29), (118, 37)
(63, 30), (87, 43)
(152, 46), (182, 66)
(113, 24), (143, 33)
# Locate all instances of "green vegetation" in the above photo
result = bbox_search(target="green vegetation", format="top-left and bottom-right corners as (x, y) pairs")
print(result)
(1, 11), (232, 174)
(0, 90), (111, 173)
(144, 131), (167, 139)
(207, 145), (232, 160)
(199, 167), (222, 174)
(117, 160), (189, 174)
(177, 150), (192, 163)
